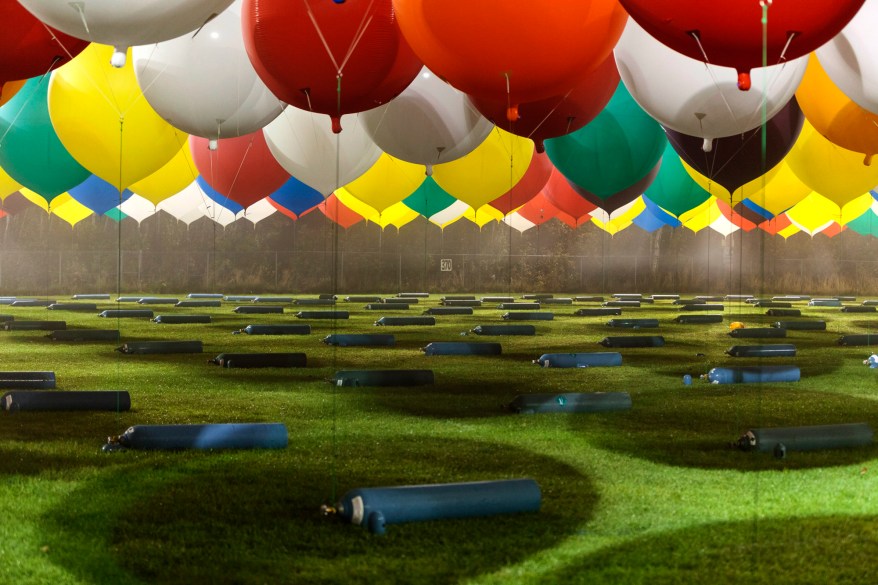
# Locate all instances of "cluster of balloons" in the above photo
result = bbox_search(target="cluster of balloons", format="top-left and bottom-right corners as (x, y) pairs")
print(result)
(2, 0), (878, 239)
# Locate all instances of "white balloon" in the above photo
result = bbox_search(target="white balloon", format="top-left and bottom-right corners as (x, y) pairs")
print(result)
(263, 108), (381, 196)
(816, 1), (878, 115)
(614, 19), (807, 150)
(361, 68), (493, 174)
(117, 194), (157, 224)
(132, 1), (283, 140)
(156, 180), (208, 224)
(18, 0), (235, 66)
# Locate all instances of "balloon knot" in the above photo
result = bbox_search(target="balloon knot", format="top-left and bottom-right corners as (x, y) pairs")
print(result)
(331, 116), (343, 134)
(506, 104), (520, 122)
(737, 71), (751, 91)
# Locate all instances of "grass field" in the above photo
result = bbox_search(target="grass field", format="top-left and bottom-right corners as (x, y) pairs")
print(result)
(2, 293), (878, 584)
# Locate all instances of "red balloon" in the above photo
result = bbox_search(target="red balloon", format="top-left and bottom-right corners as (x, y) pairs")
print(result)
(516, 192), (576, 228)
(818, 222), (846, 238)
(190, 132), (290, 208)
(393, 0), (627, 118)
(488, 152), (553, 215)
(758, 214), (792, 236)
(319, 193), (363, 228)
(716, 199), (757, 232)
(243, 0), (422, 133)
(541, 167), (598, 222)
(0, 0), (88, 85)
(470, 55), (620, 152)
(619, 0), (864, 90)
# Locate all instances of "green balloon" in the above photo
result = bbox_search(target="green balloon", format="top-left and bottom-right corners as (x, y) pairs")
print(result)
(846, 207), (878, 237)
(545, 82), (666, 199)
(403, 177), (457, 218)
(644, 142), (712, 217)
(0, 77), (90, 202)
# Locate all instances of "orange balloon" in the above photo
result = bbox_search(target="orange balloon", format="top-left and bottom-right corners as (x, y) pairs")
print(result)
(0, 79), (25, 107)
(392, 0), (627, 114)
(797, 55), (878, 165)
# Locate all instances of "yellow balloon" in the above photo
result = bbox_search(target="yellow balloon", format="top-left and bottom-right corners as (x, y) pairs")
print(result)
(787, 121), (878, 207)
(371, 202), (420, 230)
(0, 164), (21, 200)
(464, 204), (505, 228)
(590, 197), (646, 234)
(342, 154), (425, 213)
(48, 44), (187, 191)
(19, 188), (59, 211)
(679, 197), (722, 233)
(52, 197), (94, 227)
(129, 145), (197, 205)
(784, 193), (833, 233)
(433, 128), (533, 209)
(335, 189), (421, 229)
(737, 162), (812, 216)
(777, 223), (801, 239)
(335, 188), (379, 218)
(796, 55), (878, 165)
(785, 192), (873, 233)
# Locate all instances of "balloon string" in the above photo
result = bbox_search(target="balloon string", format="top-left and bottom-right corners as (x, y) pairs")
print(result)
(336, 75), (342, 127)
(339, 10), (374, 74)
(224, 137), (255, 219)
(115, 115), (124, 417)
(303, 0), (341, 73)
(303, 0), (375, 77)
(0, 73), (52, 146)
(205, 142), (222, 223)
(39, 18), (126, 118)
(700, 59), (739, 137)
(129, 44), (169, 108)
(689, 31), (712, 65)
(777, 31), (797, 64)
(38, 21), (76, 62)
(526, 88), (574, 143)
(329, 110), (343, 507)
(49, 6), (126, 117)
(70, 2), (90, 35)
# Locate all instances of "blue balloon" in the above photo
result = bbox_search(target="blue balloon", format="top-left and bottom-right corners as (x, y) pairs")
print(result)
(269, 176), (324, 215)
(68, 175), (133, 215)
(197, 176), (244, 215)
(633, 195), (682, 232)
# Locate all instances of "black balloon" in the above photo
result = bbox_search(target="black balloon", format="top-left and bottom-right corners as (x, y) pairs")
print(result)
(665, 97), (804, 195)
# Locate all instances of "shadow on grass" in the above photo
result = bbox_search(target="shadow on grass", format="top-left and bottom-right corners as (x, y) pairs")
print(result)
(0, 444), (106, 476)
(0, 411), (131, 448)
(570, 386), (878, 470)
(549, 515), (878, 585)
(41, 438), (595, 585)
(337, 385), (516, 420)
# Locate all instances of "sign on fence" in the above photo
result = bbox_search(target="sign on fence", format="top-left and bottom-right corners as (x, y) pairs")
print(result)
(440, 258), (452, 272)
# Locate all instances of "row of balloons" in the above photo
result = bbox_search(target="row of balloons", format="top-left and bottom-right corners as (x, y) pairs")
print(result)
(2, 0), (878, 237)
(4, 162), (877, 242)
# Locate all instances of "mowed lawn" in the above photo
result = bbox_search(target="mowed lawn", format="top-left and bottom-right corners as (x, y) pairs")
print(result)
(2, 294), (878, 584)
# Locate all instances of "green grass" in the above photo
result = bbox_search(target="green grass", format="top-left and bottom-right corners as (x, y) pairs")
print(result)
(2, 295), (878, 584)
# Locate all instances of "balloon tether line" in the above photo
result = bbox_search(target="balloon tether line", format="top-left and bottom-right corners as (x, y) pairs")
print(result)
(0, 63), (57, 146)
